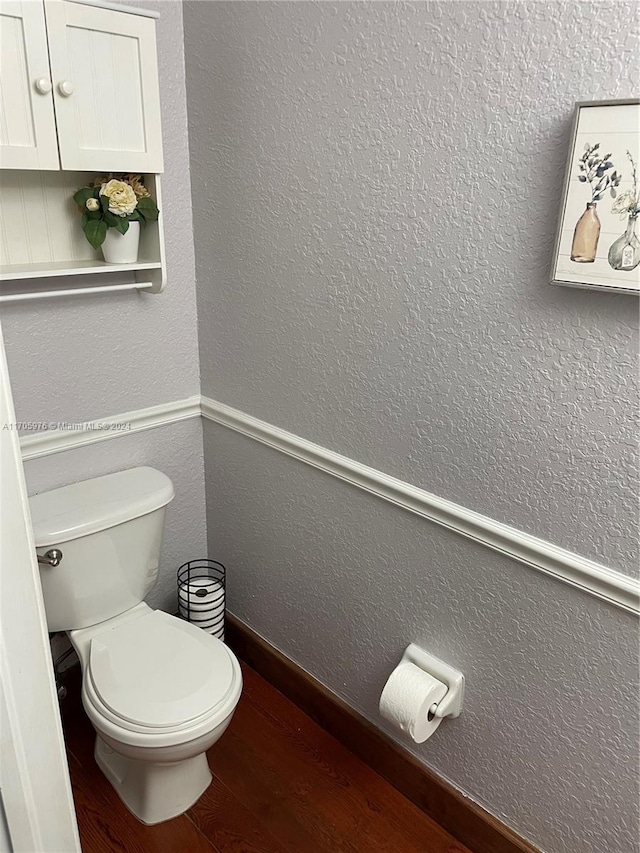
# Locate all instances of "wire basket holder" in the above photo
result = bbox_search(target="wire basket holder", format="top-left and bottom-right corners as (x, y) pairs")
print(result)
(177, 559), (226, 641)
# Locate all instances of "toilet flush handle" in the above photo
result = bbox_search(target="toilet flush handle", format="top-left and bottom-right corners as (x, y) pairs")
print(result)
(37, 548), (63, 567)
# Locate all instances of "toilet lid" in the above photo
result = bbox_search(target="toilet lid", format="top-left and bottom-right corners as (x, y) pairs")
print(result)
(88, 610), (237, 728)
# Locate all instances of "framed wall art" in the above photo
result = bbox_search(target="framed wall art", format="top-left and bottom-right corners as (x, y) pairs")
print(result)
(551, 99), (640, 295)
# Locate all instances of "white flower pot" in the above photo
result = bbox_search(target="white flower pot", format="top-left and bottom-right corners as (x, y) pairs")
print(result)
(101, 221), (140, 264)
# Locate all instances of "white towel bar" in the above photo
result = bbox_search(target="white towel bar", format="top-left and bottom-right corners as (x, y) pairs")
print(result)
(0, 282), (152, 303)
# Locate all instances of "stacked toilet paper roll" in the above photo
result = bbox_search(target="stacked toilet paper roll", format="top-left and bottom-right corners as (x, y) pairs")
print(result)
(379, 661), (448, 743)
(178, 576), (225, 640)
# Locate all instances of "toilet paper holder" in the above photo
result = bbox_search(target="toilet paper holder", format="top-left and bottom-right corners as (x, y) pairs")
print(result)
(402, 644), (464, 718)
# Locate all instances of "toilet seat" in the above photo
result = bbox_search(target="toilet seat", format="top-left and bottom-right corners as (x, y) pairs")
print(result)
(81, 609), (242, 746)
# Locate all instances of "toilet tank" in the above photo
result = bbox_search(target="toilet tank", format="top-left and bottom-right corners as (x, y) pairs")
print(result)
(29, 467), (174, 632)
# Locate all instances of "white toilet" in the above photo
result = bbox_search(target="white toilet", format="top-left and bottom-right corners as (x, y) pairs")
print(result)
(29, 466), (242, 826)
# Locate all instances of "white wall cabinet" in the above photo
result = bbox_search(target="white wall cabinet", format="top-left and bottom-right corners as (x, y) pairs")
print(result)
(44, 0), (163, 172)
(0, 0), (163, 172)
(0, 0), (60, 169)
(0, 0), (166, 299)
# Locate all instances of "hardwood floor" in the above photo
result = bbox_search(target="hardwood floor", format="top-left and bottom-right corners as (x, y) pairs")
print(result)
(62, 661), (470, 853)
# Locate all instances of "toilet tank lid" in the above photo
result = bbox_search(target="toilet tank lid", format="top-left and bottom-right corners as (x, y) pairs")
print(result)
(29, 467), (175, 547)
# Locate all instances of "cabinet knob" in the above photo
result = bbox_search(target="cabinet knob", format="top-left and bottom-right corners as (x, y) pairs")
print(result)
(58, 80), (74, 97)
(34, 77), (52, 94)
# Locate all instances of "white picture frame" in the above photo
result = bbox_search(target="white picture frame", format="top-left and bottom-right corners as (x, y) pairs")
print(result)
(551, 99), (640, 295)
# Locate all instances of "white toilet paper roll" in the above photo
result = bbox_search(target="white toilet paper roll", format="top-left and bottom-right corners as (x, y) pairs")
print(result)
(379, 661), (448, 743)
(178, 594), (224, 613)
(178, 578), (224, 603)
(178, 605), (223, 624)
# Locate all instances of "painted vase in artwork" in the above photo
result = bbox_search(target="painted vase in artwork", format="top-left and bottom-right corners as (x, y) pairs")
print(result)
(608, 213), (640, 271)
(571, 202), (601, 263)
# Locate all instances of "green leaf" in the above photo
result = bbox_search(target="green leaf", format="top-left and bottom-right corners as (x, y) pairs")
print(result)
(83, 219), (108, 248)
(135, 197), (159, 220)
(73, 187), (94, 208)
(100, 194), (111, 214)
(115, 217), (130, 235)
(103, 210), (120, 228)
(92, 185), (101, 198)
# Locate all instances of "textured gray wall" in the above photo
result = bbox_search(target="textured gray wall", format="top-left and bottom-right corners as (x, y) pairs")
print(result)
(186, 0), (639, 574)
(186, 3), (640, 852)
(2, 0), (207, 601)
(204, 421), (638, 853)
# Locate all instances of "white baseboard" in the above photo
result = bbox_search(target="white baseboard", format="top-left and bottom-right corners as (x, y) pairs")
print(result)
(15, 393), (639, 614)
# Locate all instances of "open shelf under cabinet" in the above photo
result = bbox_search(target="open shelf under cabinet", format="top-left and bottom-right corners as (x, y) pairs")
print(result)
(0, 171), (165, 300)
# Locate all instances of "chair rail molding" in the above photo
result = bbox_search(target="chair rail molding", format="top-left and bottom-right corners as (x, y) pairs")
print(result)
(14, 393), (639, 615)
(200, 396), (640, 616)
(19, 396), (201, 460)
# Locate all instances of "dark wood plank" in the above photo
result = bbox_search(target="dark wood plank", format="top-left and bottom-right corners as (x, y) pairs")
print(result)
(206, 678), (463, 853)
(240, 664), (467, 853)
(187, 775), (290, 853)
(203, 713), (341, 853)
(226, 614), (540, 853)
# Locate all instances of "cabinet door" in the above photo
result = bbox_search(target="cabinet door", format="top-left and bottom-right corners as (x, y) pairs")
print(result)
(44, 0), (163, 172)
(0, 0), (60, 169)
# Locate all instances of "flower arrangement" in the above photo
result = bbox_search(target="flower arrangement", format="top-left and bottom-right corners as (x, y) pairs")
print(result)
(577, 143), (621, 202)
(611, 151), (640, 219)
(73, 174), (159, 249)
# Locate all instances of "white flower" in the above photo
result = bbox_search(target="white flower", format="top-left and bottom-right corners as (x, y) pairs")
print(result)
(85, 197), (100, 211)
(611, 190), (636, 219)
(100, 179), (137, 217)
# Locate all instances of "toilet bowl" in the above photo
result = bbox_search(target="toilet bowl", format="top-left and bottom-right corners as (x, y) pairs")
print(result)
(70, 603), (242, 824)
(30, 467), (243, 825)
